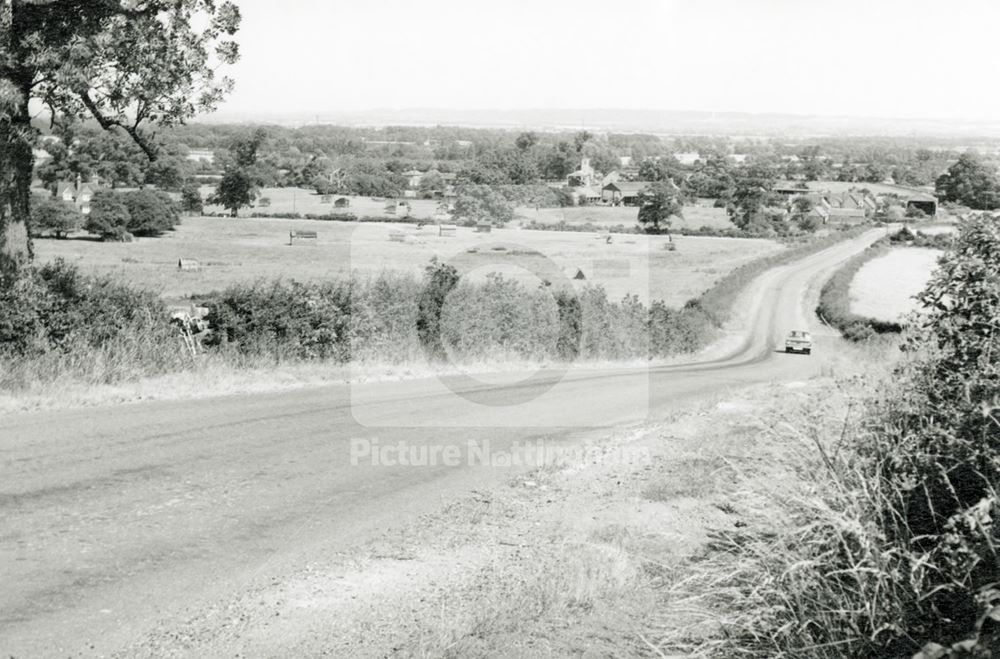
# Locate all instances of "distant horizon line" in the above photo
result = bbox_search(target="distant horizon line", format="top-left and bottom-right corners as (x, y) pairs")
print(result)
(198, 106), (1000, 126)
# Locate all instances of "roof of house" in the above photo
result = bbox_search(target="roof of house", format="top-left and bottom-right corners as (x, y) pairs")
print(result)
(827, 207), (866, 218)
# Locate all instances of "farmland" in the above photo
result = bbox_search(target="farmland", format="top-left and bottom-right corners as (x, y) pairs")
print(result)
(514, 204), (732, 230)
(201, 186), (442, 219)
(849, 247), (942, 321)
(33, 216), (783, 308)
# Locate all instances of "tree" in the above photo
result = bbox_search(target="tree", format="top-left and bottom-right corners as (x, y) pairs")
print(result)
(637, 183), (682, 234)
(179, 183), (203, 215)
(209, 169), (256, 217)
(935, 152), (1000, 210)
(452, 185), (514, 226)
(31, 197), (81, 238)
(0, 1), (241, 269)
(120, 190), (179, 236)
(515, 132), (538, 151)
(85, 191), (131, 240)
(728, 163), (778, 230)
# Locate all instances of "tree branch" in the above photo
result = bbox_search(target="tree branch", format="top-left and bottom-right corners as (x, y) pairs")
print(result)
(77, 89), (159, 161)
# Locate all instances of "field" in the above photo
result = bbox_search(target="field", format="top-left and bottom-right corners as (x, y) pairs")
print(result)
(798, 180), (933, 196)
(33, 216), (783, 308)
(514, 204), (733, 230)
(201, 186), (443, 219)
(849, 247), (941, 321)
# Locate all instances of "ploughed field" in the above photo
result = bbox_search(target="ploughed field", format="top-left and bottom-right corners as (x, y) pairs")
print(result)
(33, 216), (783, 307)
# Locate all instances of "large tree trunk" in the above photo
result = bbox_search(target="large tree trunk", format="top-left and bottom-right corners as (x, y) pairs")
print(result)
(0, 0), (34, 272)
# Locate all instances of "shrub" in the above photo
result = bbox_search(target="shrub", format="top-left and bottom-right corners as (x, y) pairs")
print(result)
(416, 258), (460, 358)
(439, 274), (559, 360)
(203, 279), (351, 361)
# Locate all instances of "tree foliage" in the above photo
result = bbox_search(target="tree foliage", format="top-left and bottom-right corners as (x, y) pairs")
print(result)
(935, 152), (1000, 210)
(1, 0), (241, 268)
(451, 185), (514, 226)
(30, 196), (81, 238)
(637, 183), (682, 234)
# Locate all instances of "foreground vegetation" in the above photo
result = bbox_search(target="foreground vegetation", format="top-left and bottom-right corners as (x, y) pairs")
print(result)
(666, 215), (1000, 657)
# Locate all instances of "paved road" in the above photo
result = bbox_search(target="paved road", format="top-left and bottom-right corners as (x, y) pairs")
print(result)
(0, 230), (882, 656)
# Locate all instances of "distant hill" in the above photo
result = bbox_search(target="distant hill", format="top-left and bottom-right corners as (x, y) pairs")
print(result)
(195, 108), (1000, 138)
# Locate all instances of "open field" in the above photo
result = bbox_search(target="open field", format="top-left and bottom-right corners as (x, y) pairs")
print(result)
(514, 204), (733, 230)
(33, 216), (783, 307)
(849, 247), (941, 321)
(799, 180), (933, 196)
(201, 186), (443, 219)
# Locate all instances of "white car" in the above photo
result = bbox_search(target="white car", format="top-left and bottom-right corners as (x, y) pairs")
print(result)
(785, 330), (813, 355)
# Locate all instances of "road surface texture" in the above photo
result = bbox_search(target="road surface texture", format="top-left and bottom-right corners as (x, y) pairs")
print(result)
(0, 230), (882, 656)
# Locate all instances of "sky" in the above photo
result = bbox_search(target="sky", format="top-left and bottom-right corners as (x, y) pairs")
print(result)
(217, 0), (1000, 121)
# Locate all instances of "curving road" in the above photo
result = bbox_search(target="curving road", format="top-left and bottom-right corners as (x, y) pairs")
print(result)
(0, 229), (883, 656)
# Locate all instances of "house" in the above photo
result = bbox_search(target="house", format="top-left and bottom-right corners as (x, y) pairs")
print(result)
(402, 169), (424, 188)
(56, 175), (99, 215)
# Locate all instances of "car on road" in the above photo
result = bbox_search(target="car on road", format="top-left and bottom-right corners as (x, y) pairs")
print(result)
(785, 330), (813, 355)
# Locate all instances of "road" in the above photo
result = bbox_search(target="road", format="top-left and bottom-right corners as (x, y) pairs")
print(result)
(0, 229), (882, 656)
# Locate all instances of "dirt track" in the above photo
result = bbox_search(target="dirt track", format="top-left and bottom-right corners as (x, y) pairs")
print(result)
(0, 230), (883, 656)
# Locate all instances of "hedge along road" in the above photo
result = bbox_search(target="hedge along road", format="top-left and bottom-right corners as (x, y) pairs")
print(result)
(0, 229), (884, 656)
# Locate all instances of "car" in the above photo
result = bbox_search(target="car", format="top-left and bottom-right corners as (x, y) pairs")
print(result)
(785, 330), (813, 355)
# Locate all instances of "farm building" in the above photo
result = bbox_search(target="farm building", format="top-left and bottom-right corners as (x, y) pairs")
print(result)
(826, 207), (867, 224)
(904, 193), (938, 217)
(601, 180), (676, 206)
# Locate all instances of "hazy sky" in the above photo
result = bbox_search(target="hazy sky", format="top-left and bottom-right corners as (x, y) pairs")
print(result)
(219, 0), (1000, 120)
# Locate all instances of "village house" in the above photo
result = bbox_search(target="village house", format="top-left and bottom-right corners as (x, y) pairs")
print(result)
(56, 175), (99, 215)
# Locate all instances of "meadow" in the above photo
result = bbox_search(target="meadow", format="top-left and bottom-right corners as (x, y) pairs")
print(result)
(514, 204), (732, 230)
(201, 186), (442, 219)
(849, 247), (941, 321)
(33, 216), (783, 307)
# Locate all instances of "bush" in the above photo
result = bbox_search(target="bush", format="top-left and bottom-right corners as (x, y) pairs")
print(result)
(203, 279), (351, 362)
(0, 260), (184, 388)
(31, 196), (82, 238)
